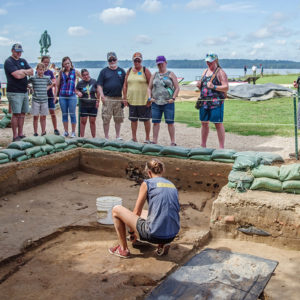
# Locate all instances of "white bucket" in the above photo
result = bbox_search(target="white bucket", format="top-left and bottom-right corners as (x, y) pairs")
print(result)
(96, 196), (122, 225)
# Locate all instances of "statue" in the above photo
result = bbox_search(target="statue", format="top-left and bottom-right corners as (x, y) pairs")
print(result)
(39, 30), (51, 56)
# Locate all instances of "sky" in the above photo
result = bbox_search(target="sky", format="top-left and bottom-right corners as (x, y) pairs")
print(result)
(0, 0), (300, 63)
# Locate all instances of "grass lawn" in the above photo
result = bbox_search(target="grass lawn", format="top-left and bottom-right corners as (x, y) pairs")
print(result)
(256, 74), (299, 85)
(175, 98), (297, 137)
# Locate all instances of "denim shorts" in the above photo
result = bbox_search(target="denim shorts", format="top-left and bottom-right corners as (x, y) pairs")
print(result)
(200, 103), (224, 123)
(7, 92), (29, 114)
(48, 97), (56, 109)
(151, 102), (174, 124)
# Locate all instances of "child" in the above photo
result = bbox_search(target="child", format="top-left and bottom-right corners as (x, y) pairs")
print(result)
(109, 158), (180, 258)
(28, 63), (54, 136)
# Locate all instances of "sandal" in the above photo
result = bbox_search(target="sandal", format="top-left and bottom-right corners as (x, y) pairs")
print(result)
(170, 143), (177, 146)
(156, 243), (171, 256)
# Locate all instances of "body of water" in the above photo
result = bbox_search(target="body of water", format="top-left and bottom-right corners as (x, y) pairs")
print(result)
(1, 68), (300, 83)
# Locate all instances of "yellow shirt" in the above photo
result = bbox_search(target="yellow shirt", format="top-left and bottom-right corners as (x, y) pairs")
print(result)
(127, 68), (148, 106)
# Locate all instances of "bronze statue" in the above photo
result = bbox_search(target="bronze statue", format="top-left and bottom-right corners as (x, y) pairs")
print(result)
(39, 30), (51, 56)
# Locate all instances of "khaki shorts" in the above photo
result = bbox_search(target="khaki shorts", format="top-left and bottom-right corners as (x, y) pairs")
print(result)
(31, 101), (49, 116)
(102, 96), (124, 124)
(7, 92), (29, 114)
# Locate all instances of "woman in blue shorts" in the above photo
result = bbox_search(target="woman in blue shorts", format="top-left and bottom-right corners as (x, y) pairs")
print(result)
(197, 53), (229, 148)
(109, 158), (180, 258)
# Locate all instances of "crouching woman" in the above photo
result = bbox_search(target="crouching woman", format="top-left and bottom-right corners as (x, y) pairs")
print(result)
(109, 159), (180, 258)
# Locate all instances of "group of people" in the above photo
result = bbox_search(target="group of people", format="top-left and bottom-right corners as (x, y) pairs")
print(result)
(3, 43), (229, 148)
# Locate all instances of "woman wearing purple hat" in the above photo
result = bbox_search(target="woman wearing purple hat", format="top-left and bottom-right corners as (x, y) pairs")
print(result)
(196, 53), (228, 148)
(147, 56), (179, 145)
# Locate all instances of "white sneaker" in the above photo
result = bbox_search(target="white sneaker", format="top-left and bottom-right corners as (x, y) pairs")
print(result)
(63, 131), (69, 137)
(71, 132), (76, 138)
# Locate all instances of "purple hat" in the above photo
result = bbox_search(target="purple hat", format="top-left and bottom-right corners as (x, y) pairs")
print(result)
(156, 55), (166, 64)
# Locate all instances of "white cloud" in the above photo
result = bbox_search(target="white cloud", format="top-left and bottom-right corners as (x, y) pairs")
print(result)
(0, 8), (8, 15)
(253, 42), (264, 49)
(231, 51), (237, 57)
(219, 2), (254, 12)
(276, 39), (286, 45)
(67, 26), (89, 36)
(99, 7), (135, 24)
(186, 0), (216, 10)
(135, 34), (152, 44)
(204, 37), (228, 46)
(0, 36), (14, 46)
(141, 0), (162, 13)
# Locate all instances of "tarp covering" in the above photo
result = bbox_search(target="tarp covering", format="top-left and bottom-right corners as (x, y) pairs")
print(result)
(227, 83), (294, 101)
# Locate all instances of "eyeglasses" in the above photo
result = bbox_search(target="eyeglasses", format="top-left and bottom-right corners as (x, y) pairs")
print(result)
(108, 58), (116, 63)
(134, 59), (141, 63)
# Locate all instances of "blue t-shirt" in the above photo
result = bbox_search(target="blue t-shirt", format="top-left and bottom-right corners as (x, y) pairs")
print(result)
(145, 177), (180, 239)
(97, 66), (125, 97)
(44, 69), (55, 98)
(4, 56), (31, 93)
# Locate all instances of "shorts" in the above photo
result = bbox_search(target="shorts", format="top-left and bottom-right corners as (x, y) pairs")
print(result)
(102, 96), (124, 124)
(151, 102), (174, 124)
(129, 104), (151, 122)
(136, 217), (175, 244)
(200, 103), (224, 123)
(7, 92), (29, 114)
(80, 105), (98, 118)
(48, 97), (56, 110)
(31, 101), (49, 116)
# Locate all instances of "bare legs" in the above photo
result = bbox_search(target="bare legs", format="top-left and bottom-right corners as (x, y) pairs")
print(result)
(201, 121), (225, 149)
(131, 120), (151, 142)
(12, 113), (25, 139)
(33, 115), (46, 134)
(80, 116), (96, 137)
(153, 123), (175, 144)
(49, 109), (58, 131)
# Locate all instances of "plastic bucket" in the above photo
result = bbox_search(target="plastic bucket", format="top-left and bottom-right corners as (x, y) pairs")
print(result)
(96, 196), (122, 225)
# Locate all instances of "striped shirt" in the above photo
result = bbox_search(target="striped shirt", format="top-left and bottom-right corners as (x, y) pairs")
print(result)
(28, 75), (52, 102)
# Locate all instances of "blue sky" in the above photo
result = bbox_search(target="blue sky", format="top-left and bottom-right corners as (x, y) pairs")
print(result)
(0, 0), (300, 63)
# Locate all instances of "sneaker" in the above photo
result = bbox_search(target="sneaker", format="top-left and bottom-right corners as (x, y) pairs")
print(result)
(33, 133), (38, 137)
(54, 129), (60, 136)
(41, 132), (46, 136)
(156, 243), (171, 256)
(116, 137), (123, 141)
(18, 135), (26, 139)
(108, 245), (130, 258)
(71, 132), (76, 138)
(144, 140), (151, 144)
(63, 131), (69, 137)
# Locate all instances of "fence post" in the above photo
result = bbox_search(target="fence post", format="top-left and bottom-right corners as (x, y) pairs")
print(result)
(293, 94), (299, 160)
(78, 98), (81, 137)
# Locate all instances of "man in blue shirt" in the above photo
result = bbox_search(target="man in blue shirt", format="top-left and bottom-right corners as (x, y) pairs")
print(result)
(97, 52), (125, 139)
(4, 43), (33, 141)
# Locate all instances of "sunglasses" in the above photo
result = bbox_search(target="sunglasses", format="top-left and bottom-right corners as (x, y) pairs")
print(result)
(108, 58), (117, 63)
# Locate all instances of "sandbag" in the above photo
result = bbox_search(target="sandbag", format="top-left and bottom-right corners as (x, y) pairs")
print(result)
(163, 154), (188, 159)
(64, 144), (78, 151)
(82, 143), (100, 149)
(0, 153), (8, 160)
(282, 180), (300, 190)
(0, 149), (25, 160)
(49, 150), (55, 154)
(122, 141), (144, 151)
(279, 164), (300, 181)
(160, 146), (190, 157)
(213, 158), (235, 163)
(142, 144), (163, 153)
(23, 136), (46, 146)
(8, 141), (33, 150)
(34, 151), (47, 158)
(84, 138), (106, 148)
(0, 115), (11, 128)
(252, 165), (280, 179)
(65, 137), (87, 145)
(119, 148), (142, 155)
(54, 142), (68, 150)
(16, 155), (30, 162)
(227, 181), (237, 189)
(25, 146), (41, 156)
(257, 152), (284, 165)
(228, 170), (254, 192)
(228, 181), (252, 191)
(189, 155), (212, 161)
(102, 146), (120, 151)
(104, 139), (124, 148)
(211, 149), (236, 160)
(44, 134), (65, 145)
(188, 148), (215, 156)
(142, 152), (160, 156)
(250, 177), (282, 192)
(0, 158), (10, 164)
(41, 144), (55, 153)
(232, 155), (261, 171)
(232, 151), (257, 159)
(284, 189), (300, 194)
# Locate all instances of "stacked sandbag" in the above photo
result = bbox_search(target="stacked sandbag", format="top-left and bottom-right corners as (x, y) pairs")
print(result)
(0, 149), (25, 162)
(0, 109), (12, 128)
(256, 152), (284, 165)
(22, 136), (48, 157)
(0, 152), (10, 164)
(142, 144), (163, 156)
(102, 139), (124, 151)
(43, 135), (67, 152)
(211, 149), (236, 163)
(228, 170), (254, 193)
(81, 138), (106, 149)
(232, 155), (261, 171)
(279, 164), (300, 194)
(188, 148), (215, 161)
(120, 141), (144, 154)
(65, 137), (88, 148)
(159, 146), (190, 159)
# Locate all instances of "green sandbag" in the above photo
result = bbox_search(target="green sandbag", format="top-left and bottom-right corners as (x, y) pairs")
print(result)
(211, 149), (236, 159)
(44, 134), (65, 145)
(232, 155), (261, 171)
(228, 170), (254, 192)
(213, 158), (235, 163)
(228, 181), (252, 191)
(0, 153), (8, 160)
(160, 146), (190, 157)
(279, 164), (300, 181)
(64, 144), (78, 151)
(119, 148), (142, 154)
(104, 139), (124, 148)
(142, 151), (160, 156)
(188, 148), (215, 156)
(65, 137), (87, 145)
(282, 180), (300, 190)
(284, 189), (300, 194)
(16, 155), (30, 162)
(228, 181), (237, 188)
(0, 115), (11, 128)
(257, 152), (284, 165)
(54, 142), (68, 150)
(189, 155), (212, 161)
(41, 144), (55, 152)
(102, 146), (119, 151)
(122, 141), (144, 151)
(77, 143), (83, 147)
(34, 151), (47, 158)
(25, 146), (41, 156)
(0, 149), (25, 160)
(55, 149), (63, 153)
(142, 144), (163, 153)
(250, 177), (282, 192)
(82, 143), (100, 149)
(49, 150), (55, 154)
(84, 138), (106, 148)
(0, 158), (10, 164)
(23, 136), (46, 146)
(252, 165), (280, 179)
(8, 141), (33, 150)
(163, 154), (188, 159)
(232, 151), (257, 159)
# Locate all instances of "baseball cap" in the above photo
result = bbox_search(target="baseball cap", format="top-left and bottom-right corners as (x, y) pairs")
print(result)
(12, 43), (23, 52)
(205, 53), (218, 62)
(156, 55), (166, 64)
(107, 51), (117, 60)
(133, 52), (143, 61)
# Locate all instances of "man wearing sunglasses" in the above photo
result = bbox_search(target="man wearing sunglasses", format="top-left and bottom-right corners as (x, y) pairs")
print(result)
(97, 52), (125, 139)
